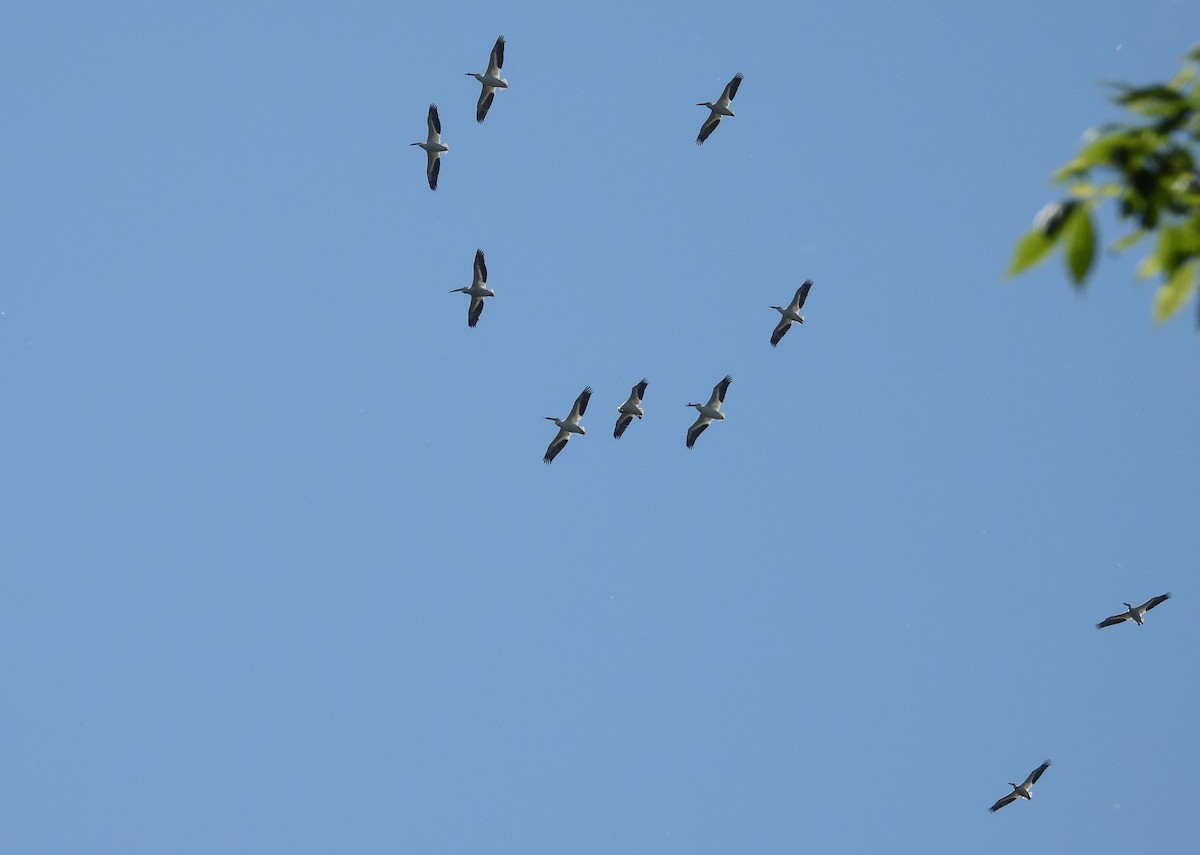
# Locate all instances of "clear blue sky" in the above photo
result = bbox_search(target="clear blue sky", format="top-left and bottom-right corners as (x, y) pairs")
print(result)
(2, 2), (1198, 852)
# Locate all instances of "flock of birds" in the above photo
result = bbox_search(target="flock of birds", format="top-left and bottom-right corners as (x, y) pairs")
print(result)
(414, 34), (1179, 815)
(421, 36), (796, 463)
(411, 37), (747, 191)
(986, 591), (1173, 813)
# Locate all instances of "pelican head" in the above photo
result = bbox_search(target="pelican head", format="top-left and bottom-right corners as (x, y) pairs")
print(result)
(1124, 602), (1133, 609)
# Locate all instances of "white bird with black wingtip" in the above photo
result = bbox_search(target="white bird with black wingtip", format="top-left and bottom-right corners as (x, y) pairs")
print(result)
(449, 249), (494, 328)
(467, 35), (508, 123)
(1097, 593), (1171, 629)
(989, 760), (1051, 813)
(770, 279), (813, 347)
(544, 387), (592, 464)
(614, 379), (648, 439)
(696, 73), (743, 145)
(411, 103), (448, 190)
(686, 375), (732, 448)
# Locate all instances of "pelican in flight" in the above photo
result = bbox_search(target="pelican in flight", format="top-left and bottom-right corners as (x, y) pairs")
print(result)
(696, 72), (743, 145)
(544, 386), (592, 464)
(467, 35), (507, 123)
(411, 103), (448, 190)
(614, 379), (649, 439)
(449, 249), (494, 327)
(770, 279), (813, 347)
(1097, 593), (1172, 629)
(686, 375), (732, 448)
(989, 760), (1051, 813)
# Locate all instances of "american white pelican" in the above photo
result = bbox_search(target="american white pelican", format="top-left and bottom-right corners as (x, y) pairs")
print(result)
(1097, 593), (1172, 629)
(989, 760), (1051, 813)
(696, 73), (743, 145)
(770, 279), (813, 347)
(544, 386), (592, 464)
(411, 103), (448, 190)
(614, 379), (649, 439)
(686, 375), (732, 448)
(467, 35), (507, 123)
(449, 249), (494, 327)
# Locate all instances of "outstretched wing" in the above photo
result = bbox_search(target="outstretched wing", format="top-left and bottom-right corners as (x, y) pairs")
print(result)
(770, 317), (791, 347)
(570, 386), (593, 420)
(614, 414), (633, 439)
(713, 375), (733, 404)
(721, 72), (744, 105)
(989, 793), (1018, 813)
(468, 296), (484, 328)
(427, 103), (441, 136)
(1097, 612), (1129, 629)
(1143, 592), (1172, 612)
(476, 87), (495, 123)
(794, 279), (813, 310)
(1025, 760), (1051, 787)
(474, 248), (487, 283)
(489, 35), (505, 74)
(697, 113), (721, 145)
(544, 430), (570, 464)
(426, 151), (441, 191)
(686, 417), (710, 449)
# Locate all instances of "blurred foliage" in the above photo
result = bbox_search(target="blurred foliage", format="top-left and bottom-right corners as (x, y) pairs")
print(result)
(1008, 45), (1200, 325)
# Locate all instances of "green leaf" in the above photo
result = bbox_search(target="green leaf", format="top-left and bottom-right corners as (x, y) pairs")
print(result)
(1156, 224), (1185, 274)
(1115, 84), (1188, 118)
(1007, 229), (1055, 277)
(1153, 261), (1199, 322)
(1054, 129), (1138, 180)
(1110, 229), (1148, 252)
(1064, 208), (1096, 287)
(1137, 253), (1163, 279)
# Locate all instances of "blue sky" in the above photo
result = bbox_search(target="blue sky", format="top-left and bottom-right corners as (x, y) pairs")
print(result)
(3, 1), (1198, 852)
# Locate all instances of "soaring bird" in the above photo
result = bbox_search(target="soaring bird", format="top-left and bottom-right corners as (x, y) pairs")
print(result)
(449, 249), (494, 328)
(467, 35), (508, 123)
(544, 387), (592, 464)
(686, 375), (732, 448)
(696, 73), (743, 145)
(770, 279), (813, 347)
(411, 103), (448, 190)
(614, 379), (649, 439)
(1097, 593), (1172, 629)
(989, 760), (1051, 813)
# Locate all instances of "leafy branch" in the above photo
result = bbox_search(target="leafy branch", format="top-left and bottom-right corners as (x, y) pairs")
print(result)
(1008, 45), (1200, 324)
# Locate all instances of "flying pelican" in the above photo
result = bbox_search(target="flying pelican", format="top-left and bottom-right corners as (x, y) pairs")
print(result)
(1097, 593), (1172, 629)
(449, 249), (494, 327)
(770, 279), (814, 347)
(614, 379), (649, 439)
(467, 35), (507, 123)
(696, 73), (743, 145)
(686, 375), (732, 448)
(989, 760), (1051, 813)
(411, 103), (448, 190)
(544, 386), (592, 464)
